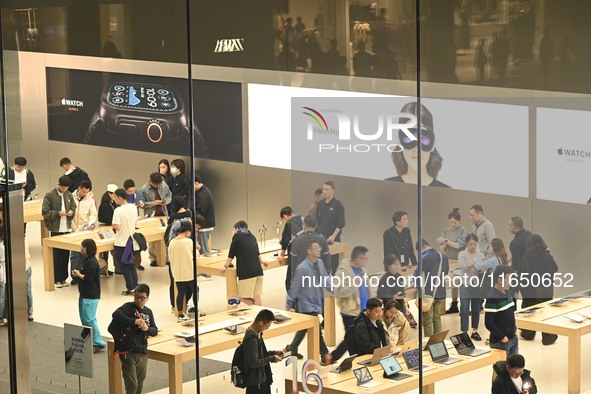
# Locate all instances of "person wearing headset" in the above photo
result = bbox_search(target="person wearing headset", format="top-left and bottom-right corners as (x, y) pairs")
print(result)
(386, 102), (450, 188)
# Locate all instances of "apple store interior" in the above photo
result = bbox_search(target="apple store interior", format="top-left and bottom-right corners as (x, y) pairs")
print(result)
(1, 1), (591, 393)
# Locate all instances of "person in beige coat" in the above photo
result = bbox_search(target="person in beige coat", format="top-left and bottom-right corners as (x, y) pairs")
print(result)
(330, 246), (369, 361)
(382, 299), (409, 346)
(168, 221), (197, 321)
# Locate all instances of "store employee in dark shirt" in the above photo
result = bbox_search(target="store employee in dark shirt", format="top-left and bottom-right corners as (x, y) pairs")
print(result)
(508, 216), (531, 274)
(383, 211), (417, 267)
(221, 220), (268, 306)
(316, 181), (345, 274)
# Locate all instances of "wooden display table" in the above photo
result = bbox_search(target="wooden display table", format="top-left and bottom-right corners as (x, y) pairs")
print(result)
(23, 199), (50, 239)
(286, 348), (505, 393)
(196, 242), (349, 346)
(107, 307), (320, 394)
(41, 217), (167, 291)
(515, 296), (591, 394)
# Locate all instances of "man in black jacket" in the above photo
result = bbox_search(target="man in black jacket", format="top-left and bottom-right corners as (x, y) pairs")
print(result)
(60, 157), (91, 193)
(316, 181), (345, 274)
(243, 309), (285, 394)
(109, 283), (158, 394)
(8, 156), (37, 200)
(351, 298), (387, 355)
(508, 217), (531, 274)
(492, 354), (537, 394)
(383, 211), (417, 267)
(193, 173), (216, 255)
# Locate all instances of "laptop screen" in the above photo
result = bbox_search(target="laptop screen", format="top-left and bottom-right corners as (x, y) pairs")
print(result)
(402, 349), (421, 369)
(428, 342), (448, 361)
(353, 366), (373, 384)
(450, 333), (474, 352)
(379, 355), (403, 376)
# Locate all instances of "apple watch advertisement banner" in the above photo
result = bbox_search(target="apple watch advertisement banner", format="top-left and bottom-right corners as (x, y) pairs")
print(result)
(45, 67), (243, 163)
(537, 107), (591, 204)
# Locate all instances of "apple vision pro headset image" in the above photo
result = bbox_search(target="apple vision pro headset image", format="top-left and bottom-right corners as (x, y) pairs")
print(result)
(85, 82), (208, 156)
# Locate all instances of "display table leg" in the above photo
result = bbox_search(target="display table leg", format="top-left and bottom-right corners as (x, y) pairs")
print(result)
(568, 333), (581, 393)
(42, 242), (55, 291)
(168, 355), (183, 394)
(156, 240), (167, 267)
(40, 222), (50, 240)
(108, 341), (122, 394)
(423, 382), (435, 394)
(324, 297), (336, 346)
(306, 317), (320, 361)
(225, 269), (238, 310)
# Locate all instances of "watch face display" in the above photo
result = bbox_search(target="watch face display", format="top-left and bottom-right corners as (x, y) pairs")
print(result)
(106, 83), (180, 112)
(46, 67), (243, 162)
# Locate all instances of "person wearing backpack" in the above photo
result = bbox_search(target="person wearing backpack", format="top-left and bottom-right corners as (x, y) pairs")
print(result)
(238, 309), (285, 393)
(108, 283), (158, 394)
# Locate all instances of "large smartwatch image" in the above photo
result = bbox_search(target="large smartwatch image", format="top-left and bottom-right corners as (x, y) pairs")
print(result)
(85, 82), (208, 156)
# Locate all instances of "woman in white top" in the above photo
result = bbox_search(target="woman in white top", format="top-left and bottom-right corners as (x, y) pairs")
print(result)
(168, 221), (196, 321)
(458, 234), (485, 341)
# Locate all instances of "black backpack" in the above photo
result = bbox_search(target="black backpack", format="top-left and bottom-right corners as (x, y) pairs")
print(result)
(344, 321), (361, 356)
(230, 336), (255, 388)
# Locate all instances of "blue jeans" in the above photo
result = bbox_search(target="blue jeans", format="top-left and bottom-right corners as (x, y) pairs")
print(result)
(490, 335), (519, 357)
(26, 267), (33, 315)
(70, 251), (84, 272)
(198, 230), (212, 254)
(79, 298), (106, 347)
(115, 246), (138, 291)
(460, 297), (481, 332)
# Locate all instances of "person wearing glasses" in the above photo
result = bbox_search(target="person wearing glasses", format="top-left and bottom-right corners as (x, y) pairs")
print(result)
(243, 309), (287, 394)
(108, 283), (158, 394)
(386, 102), (450, 188)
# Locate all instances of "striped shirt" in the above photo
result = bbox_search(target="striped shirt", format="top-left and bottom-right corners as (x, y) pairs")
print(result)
(484, 287), (516, 344)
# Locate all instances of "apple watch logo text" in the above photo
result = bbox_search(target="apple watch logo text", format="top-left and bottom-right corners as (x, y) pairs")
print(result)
(61, 98), (84, 112)
(557, 147), (590, 165)
(214, 38), (245, 53)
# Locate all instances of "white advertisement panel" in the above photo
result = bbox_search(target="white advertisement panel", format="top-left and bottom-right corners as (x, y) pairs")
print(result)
(537, 107), (591, 204)
(249, 84), (529, 197)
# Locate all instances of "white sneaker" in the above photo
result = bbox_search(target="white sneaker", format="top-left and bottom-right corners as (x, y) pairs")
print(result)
(55, 282), (63, 288)
(61, 281), (69, 288)
(177, 315), (191, 322)
(0, 318), (6, 326)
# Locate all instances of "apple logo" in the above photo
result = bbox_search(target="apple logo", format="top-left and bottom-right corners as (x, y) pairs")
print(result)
(558, 147), (563, 155)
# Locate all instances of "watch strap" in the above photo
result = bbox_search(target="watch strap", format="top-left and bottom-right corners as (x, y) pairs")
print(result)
(84, 109), (103, 144)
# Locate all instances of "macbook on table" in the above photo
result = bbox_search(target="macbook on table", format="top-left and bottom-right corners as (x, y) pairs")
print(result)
(402, 349), (436, 372)
(357, 345), (392, 366)
(450, 332), (490, 357)
(353, 366), (382, 389)
(428, 342), (462, 365)
(421, 329), (450, 350)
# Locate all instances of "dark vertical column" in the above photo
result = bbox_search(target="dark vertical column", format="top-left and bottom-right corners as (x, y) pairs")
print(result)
(424, 0), (457, 83)
(67, 1), (101, 56)
(3, 187), (29, 393)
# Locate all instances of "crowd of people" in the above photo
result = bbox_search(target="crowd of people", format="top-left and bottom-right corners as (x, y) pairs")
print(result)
(1, 155), (554, 393)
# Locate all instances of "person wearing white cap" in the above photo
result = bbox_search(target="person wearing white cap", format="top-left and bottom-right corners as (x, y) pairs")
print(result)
(98, 184), (119, 275)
